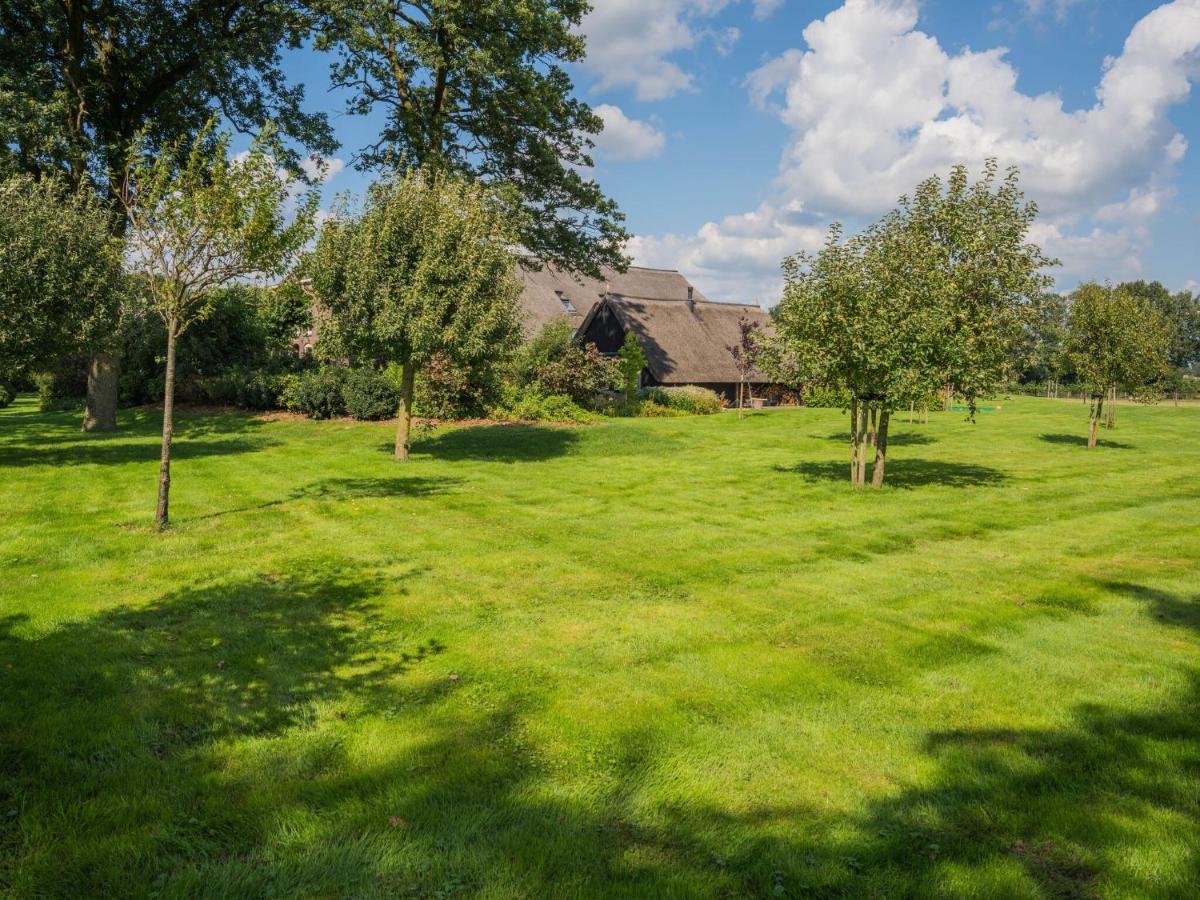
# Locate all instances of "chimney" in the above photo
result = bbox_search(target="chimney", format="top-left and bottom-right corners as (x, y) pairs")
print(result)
(687, 285), (694, 311)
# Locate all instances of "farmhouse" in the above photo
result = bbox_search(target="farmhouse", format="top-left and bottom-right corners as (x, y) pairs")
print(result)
(518, 262), (776, 401)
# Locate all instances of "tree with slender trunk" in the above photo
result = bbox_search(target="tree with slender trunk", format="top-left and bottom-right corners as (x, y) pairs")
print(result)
(1066, 283), (1172, 449)
(727, 316), (762, 419)
(122, 120), (316, 528)
(617, 332), (648, 408)
(316, 0), (627, 276)
(769, 161), (1055, 488)
(0, 0), (335, 430)
(308, 169), (523, 461)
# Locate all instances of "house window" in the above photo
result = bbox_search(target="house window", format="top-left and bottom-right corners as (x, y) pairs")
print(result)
(555, 290), (576, 313)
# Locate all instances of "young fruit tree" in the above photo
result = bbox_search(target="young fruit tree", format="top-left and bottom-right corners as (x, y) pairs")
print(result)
(1066, 283), (1172, 448)
(122, 120), (317, 529)
(308, 169), (523, 461)
(617, 331), (647, 406)
(771, 161), (1055, 488)
(727, 317), (763, 418)
(0, 176), (123, 386)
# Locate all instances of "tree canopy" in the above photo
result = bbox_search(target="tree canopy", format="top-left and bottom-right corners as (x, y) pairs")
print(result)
(0, 0), (334, 196)
(123, 119), (317, 527)
(0, 174), (123, 379)
(317, 0), (627, 275)
(309, 168), (524, 460)
(1066, 282), (1172, 448)
(772, 161), (1055, 487)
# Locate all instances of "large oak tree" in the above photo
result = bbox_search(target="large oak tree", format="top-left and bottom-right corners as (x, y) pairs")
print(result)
(317, 0), (627, 275)
(0, 0), (335, 429)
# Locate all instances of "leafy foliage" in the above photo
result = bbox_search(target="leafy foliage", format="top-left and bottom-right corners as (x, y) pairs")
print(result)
(317, 0), (627, 275)
(640, 386), (723, 415)
(309, 167), (524, 459)
(513, 319), (615, 405)
(0, 0), (334, 195)
(123, 117), (316, 527)
(280, 369), (348, 420)
(1067, 283), (1172, 400)
(616, 331), (647, 404)
(771, 161), (1055, 487)
(0, 175), (123, 377)
(342, 368), (401, 420)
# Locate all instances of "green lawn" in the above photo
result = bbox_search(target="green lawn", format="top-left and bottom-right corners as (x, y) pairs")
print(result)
(1, 396), (1197, 898)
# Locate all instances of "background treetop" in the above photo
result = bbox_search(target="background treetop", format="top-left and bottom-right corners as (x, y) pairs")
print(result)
(317, 0), (628, 276)
(0, 0), (336, 197)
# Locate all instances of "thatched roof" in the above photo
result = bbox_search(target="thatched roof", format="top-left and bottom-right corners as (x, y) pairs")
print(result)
(582, 294), (774, 385)
(515, 263), (711, 336)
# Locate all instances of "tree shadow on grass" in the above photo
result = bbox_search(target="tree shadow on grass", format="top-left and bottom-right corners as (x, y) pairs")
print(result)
(407, 423), (580, 462)
(0, 567), (444, 894)
(777, 458), (1007, 489)
(1039, 432), (1136, 450)
(0, 405), (273, 467)
(195, 475), (460, 521)
(825, 430), (938, 446)
(2, 575), (1196, 896)
(1098, 579), (1200, 630)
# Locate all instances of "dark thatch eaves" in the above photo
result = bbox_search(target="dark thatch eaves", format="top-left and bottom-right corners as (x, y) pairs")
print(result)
(579, 292), (774, 386)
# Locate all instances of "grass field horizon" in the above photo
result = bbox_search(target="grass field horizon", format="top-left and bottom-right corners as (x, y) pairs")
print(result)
(1, 395), (1197, 897)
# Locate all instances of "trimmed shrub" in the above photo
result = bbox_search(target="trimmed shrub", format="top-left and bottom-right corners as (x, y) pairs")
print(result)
(280, 368), (347, 419)
(412, 353), (502, 420)
(491, 386), (594, 423)
(343, 368), (400, 420)
(190, 366), (282, 410)
(640, 385), (722, 415)
(33, 370), (85, 412)
(0, 383), (13, 409)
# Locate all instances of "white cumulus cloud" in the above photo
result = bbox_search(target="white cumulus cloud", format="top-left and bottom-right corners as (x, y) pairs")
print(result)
(593, 105), (667, 160)
(578, 0), (742, 100)
(632, 0), (1200, 302)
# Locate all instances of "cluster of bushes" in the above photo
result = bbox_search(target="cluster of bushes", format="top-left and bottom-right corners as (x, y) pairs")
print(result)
(278, 367), (401, 420)
(640, 385), (723, 415)
(119, 282), (310, 407)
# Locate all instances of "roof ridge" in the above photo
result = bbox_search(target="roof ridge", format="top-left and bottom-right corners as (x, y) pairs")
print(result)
(609, 293), (762, 309)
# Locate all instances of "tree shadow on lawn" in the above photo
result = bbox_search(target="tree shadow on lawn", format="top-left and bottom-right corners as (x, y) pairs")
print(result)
(0, 405), (273, 467)
(777, 458), (1007, 489)
(1, 575), (1195, 896)
(194, 475), (460, 521)
(825, 430), (938, 446)
(407, 423), (580, 462)
(1039, 432), (1136, 450)
(0, 567), (444, 894)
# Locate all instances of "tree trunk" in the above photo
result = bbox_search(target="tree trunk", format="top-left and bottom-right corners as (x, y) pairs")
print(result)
(154, 324), (178, 530)
(1105, 386), (1116, 429)
(737, 378), (745, 419)
(857, 402), (870, 487)
(849, 397), (859, 486)
(867, 405), (877, 448)
(871, 409), (891, 489)
(82, 353), (119, 432)
(394, 361), (416, 462)
(1087, 393), (1103, 449)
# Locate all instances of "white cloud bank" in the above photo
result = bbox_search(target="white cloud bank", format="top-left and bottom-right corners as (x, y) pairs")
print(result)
(631, 0), (1200, 304)
(578, 0), (782, 101)
(592, 105), (667, 160)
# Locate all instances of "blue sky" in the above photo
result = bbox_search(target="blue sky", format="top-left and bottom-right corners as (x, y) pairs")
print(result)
(280, 0), (1200, 304)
